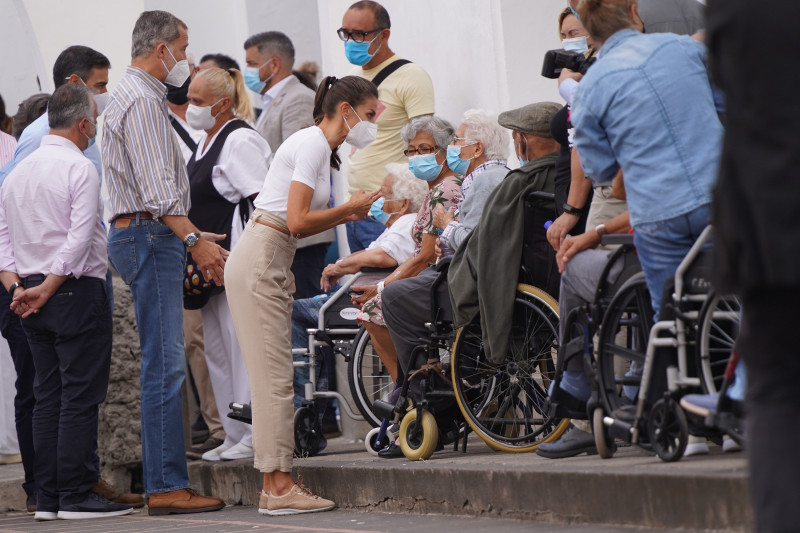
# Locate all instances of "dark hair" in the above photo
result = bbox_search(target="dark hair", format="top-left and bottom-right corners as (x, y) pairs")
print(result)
(349, 1), (391, 29)
(52, 45), (111, 89)
(244, 31), (295, 68)
(12, 93), (50, 139)
(48, 84), (94, 130)
(0, 94), (10, 135)
(313, 75), (378, 170)
(293, 70), (317, 91)
(199, 53), (240, 72)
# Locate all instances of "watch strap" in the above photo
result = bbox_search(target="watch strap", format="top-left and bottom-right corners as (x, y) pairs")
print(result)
(562, 202), (586, 216)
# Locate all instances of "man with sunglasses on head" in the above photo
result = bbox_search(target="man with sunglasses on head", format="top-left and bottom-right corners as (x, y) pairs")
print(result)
(338, 0), (435, 253)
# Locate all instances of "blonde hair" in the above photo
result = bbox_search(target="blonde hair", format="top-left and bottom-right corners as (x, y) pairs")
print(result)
(194, 67), (254, 124)
(577, 0), (638, 44)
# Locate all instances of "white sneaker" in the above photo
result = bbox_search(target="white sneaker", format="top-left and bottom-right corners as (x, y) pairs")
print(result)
(34, 511), (57, 521)
(722, 435), (742, 453)
(219, 442), (254, 461)
(684, 441), (710, 457)
(201, 443), (230, 461)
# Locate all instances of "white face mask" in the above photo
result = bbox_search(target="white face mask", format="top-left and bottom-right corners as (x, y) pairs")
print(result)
(186, 99), (224, 131)
(161, 44), (191, 87)
(344, 109), (377, 149)
(93, 92), (110, 116)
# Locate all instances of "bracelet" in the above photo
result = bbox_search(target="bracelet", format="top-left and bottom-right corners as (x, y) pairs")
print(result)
(377, 281), (385, 294)
(562, 202), (586, 216)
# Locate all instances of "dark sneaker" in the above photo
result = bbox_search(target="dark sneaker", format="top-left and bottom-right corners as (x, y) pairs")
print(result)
(34, 510), (57, 521)
(57, 492), (133, 519)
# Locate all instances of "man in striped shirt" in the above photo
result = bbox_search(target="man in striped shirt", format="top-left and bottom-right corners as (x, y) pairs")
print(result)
(102, 10), (225, 515)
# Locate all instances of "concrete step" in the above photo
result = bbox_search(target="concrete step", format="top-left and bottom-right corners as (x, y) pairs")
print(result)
(188, 435), (751, 532)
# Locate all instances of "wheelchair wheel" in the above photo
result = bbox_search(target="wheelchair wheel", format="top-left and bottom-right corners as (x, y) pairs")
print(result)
(452, 284), (570, 452)
(595, 272), (654, 415)
(648, 397), (688, 462)
(592, 406), (616, 459)
(399, 408), (439, 461)
(348, 326), (393, 427)
(293, 406), (325, 457)
(364, 427), (391, 456)
(695, 292), (741, 394)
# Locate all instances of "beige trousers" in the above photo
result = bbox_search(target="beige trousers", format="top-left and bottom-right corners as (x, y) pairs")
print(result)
(183, 308), (225, 440)
(225, 209), (297, 473)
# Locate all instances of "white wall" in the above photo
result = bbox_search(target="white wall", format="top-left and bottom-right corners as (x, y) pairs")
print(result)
(2, 0), (568, 121)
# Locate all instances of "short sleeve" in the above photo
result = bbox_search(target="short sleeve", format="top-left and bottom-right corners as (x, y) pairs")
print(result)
(396, 65), (435, 119)
(291, 130), (329, 191)
(213, 129), (272, 203)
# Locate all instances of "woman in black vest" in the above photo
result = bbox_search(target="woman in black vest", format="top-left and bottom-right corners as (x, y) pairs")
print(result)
(185, 67), (271, 463)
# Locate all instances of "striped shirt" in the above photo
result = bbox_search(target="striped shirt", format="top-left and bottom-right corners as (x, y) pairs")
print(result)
(102, 66), (190, 219)
(0, 130), (16, 168)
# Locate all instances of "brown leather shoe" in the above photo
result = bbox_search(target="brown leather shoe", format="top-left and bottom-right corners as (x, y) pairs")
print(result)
(93, 478), (145, 508)
(147, 488), (225, 516)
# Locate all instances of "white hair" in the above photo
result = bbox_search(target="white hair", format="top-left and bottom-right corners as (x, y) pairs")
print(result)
(385, 162), (428, 214)
(461, 108), (509, 161)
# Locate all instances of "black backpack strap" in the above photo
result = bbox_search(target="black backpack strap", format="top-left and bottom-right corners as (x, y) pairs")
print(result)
(372, 59), (411, 88)
(170, 116), (198, 153)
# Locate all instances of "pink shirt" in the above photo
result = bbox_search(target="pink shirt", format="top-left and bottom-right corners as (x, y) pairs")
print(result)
(0, 135), (107, 280)
(0, 130), (16, 167)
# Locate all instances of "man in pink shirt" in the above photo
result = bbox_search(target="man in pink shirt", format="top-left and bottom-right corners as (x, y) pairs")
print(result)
(0, 84), (131, 521)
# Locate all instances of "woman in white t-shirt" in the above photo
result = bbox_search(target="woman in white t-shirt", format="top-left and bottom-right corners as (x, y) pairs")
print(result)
(184, 67), (271, 463)
(224, 75), (379, 516)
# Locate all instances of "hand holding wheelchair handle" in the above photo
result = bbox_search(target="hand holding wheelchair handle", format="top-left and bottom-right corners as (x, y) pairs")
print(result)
(350, 285), (377, 307)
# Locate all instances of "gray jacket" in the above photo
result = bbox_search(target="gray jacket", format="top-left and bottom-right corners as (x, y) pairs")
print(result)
(447, 164), (508, 251)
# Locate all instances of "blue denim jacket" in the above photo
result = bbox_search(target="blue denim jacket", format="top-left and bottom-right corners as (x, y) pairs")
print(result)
(572, 29), (723, 226)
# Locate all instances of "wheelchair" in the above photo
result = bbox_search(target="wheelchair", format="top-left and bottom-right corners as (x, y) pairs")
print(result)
(590, 225), (738, 461)
(369, 191), (571, 460)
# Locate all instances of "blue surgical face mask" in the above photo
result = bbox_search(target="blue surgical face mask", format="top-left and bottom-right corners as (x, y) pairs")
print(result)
(244, 59), (273, 94)
(370, 198), (391, 225)
(408, 153), (443, 181)
(562, 36), (589, 54)
(83, 117), (97, 148)
(344, 35), (381, 66)
(446, 144), (475, 176)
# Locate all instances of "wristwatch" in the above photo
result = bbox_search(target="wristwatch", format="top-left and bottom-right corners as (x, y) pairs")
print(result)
(183, 232), (201, 247)
(562, 202), (586, 216)
(8, 281), (21, 294)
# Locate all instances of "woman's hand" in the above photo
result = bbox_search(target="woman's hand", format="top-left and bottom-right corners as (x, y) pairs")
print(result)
(432, 205), (454, 231)
(320, 263), (342, 292)
(350, 284), (378, 307)
(345, 189), (382, 221)
(547, 212), (579, 251)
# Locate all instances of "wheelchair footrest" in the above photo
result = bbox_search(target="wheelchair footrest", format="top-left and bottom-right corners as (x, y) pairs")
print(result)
(228, 402), (252, 425)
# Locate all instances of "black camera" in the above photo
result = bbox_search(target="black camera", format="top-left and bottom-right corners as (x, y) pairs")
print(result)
(541, 49), (596, 79)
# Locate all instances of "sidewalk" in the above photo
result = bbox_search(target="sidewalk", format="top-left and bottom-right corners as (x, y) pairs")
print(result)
(0, 436), (751, 531)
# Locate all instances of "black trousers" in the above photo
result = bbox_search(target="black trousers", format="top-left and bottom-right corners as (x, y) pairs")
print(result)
(21, 275), (112, 509)
(0, 286), (36, 501)
(290, 242), (331, 300)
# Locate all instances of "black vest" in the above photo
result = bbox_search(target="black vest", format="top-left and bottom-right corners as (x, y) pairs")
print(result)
(187, 119), (253, 251)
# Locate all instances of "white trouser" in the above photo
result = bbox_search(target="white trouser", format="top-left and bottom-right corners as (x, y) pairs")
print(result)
(201, 291), (253, 448)
(0, 339), (20, 455)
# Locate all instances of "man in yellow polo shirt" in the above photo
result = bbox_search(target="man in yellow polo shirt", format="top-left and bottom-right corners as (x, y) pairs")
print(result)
(339, 0), (435, 251)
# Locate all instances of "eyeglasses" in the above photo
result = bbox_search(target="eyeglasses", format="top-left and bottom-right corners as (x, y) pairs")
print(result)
(403, 145), (439, 157)
(337, 27), (385, 42)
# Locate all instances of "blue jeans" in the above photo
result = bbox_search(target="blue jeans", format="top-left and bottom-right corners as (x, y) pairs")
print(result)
(107, 218), (188, 496)
(633, 204), (711, 319)
(292, 295), (330, 414)
(346, 218), (385, 253)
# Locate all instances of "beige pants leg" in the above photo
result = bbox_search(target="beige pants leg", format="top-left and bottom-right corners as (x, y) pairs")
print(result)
(184, 308), (225, 440)
(225, 213), (296, 473)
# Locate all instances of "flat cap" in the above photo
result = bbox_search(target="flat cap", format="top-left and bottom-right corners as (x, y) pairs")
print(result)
(497, 101), (562, 137)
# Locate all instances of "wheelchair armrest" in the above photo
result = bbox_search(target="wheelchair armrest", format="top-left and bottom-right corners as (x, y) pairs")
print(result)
(432, 257), (452, 272)
(526, 191), (555, 202)
(359, 267), (396, 274)
(601, 234), (634, 246)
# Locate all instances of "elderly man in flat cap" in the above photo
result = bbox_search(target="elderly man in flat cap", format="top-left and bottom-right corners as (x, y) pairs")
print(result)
(378, 102), (562, 458)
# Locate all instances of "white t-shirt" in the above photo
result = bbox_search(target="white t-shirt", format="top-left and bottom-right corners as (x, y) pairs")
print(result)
(194, 121), (271, 247)
(368, 213), (415, 264)
(254, 125), (331, 221)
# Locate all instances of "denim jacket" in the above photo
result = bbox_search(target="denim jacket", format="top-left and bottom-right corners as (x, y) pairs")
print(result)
(572, 29), (723, 226)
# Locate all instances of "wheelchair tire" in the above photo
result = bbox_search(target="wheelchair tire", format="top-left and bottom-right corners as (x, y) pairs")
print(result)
(593, 406), (616, 459)
(695, 292), (741, 394)
(364, 427), (391, 456)
(648, 397), (688, 462)
(399, 408), (439, 461)
(293, 406), (325, 457)
(348, 326), (393, 428)
(452, 284), (569, 452)
(595, 272), (654, 416)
